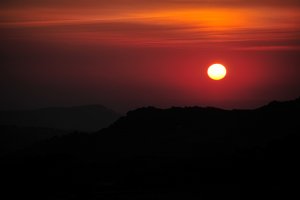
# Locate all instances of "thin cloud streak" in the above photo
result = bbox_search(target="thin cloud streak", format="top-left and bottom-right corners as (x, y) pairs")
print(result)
(1, 0), (300, 8)
(1, 6), (299, 50)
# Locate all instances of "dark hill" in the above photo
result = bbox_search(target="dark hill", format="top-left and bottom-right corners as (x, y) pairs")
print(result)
(2, 98), (300, 199)
(0, 125), (70, 155)
(0, 105), (120, 132)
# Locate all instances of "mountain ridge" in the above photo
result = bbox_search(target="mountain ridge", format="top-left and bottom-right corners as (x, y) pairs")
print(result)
(2, 97), (300, 199)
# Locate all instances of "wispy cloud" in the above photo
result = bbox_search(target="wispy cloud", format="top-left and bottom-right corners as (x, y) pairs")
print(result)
(2, 0), (300, 8)
(1, 3), (299, 50)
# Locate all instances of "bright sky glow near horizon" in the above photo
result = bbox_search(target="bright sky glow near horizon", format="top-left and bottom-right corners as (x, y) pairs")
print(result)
(1, 0), (300, 112)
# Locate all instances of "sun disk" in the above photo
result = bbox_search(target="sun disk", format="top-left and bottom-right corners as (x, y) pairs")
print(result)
(207, 64), (227, 80)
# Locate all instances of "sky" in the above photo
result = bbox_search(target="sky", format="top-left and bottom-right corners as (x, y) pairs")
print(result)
(1, 0), (300, 112)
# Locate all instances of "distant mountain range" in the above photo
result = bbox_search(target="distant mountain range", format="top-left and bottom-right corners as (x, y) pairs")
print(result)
(0, 105), (120, 132)
(2, 97), (300, 199)
(0, 126), (69, 155)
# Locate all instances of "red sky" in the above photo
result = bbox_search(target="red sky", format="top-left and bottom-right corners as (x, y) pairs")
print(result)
(1, 0), (300, 112)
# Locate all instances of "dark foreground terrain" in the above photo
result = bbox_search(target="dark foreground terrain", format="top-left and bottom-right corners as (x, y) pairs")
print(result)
(1, 98), (300, 199)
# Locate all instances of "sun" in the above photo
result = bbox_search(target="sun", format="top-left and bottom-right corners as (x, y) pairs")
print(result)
(207, 64), (227, 80)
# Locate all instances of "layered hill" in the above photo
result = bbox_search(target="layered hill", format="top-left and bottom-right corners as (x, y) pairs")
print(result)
(0, 105), (120, 132)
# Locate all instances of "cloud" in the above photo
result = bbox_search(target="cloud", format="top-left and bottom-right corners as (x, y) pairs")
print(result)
(1, 7), (299, 51)
(2, 16), (299, 51)
(1, 0), (300, 8)
(1, 1), (299, 50)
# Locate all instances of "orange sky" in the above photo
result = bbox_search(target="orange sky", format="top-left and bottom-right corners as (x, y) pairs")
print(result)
(1, 2), (300, 49)
(1, 0), (300, 112)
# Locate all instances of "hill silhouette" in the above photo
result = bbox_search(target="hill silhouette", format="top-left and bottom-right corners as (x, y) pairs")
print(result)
(0, 105), (120, 132)
(0, 125), (70, 155)
(2, 97), (300, 199)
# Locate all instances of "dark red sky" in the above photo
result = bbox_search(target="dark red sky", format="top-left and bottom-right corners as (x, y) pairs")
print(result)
(1, 0), (300, 112)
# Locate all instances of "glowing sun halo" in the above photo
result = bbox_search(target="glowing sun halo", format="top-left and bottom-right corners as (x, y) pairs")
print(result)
(207, 64), (227, 80)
